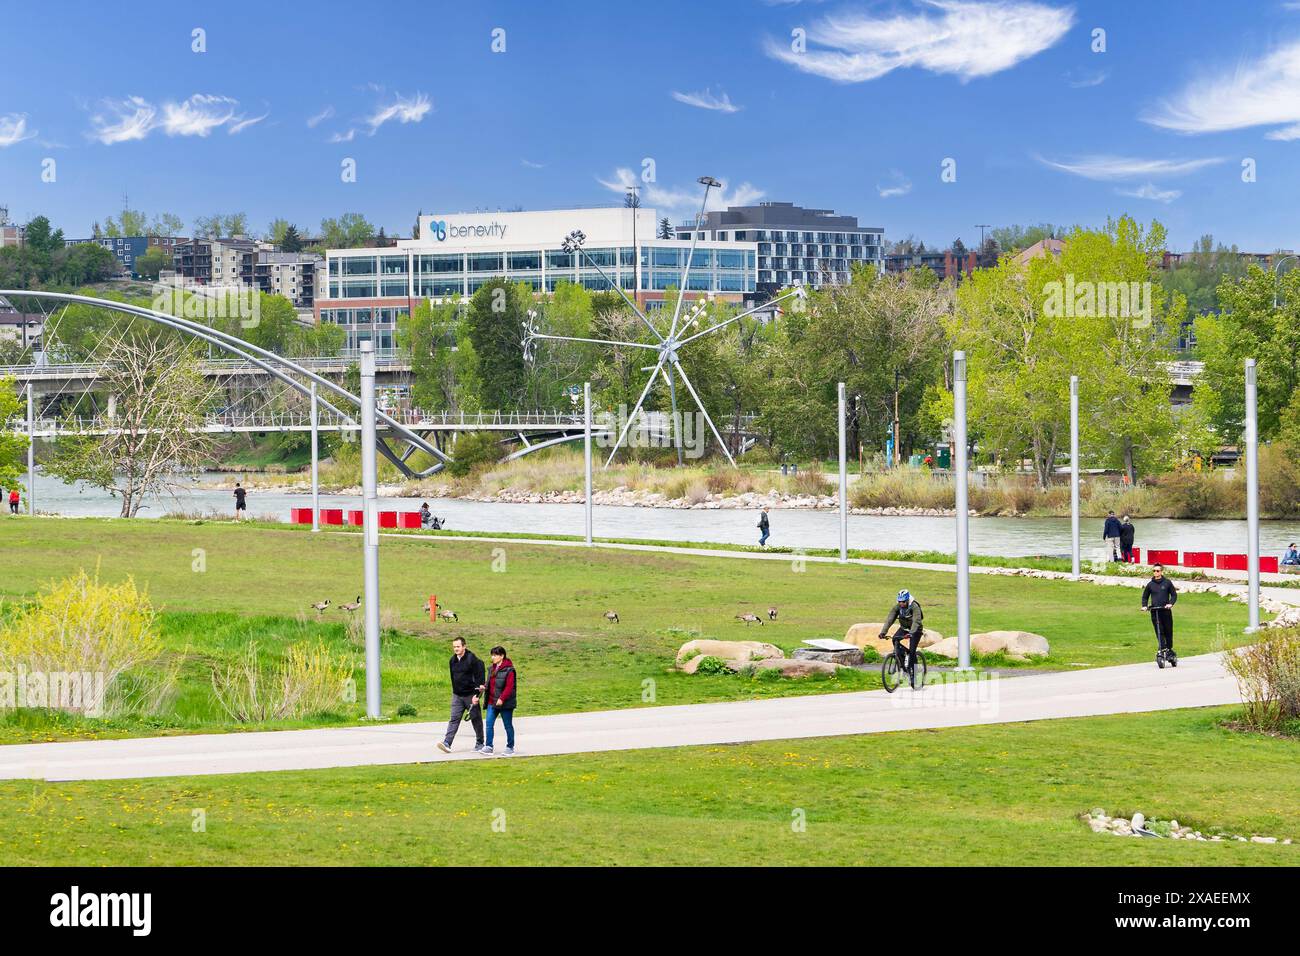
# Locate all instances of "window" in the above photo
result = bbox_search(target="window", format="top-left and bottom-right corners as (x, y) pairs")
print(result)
(468, 252), (503, 273)
(508, 251), (541, 271)
(342, 279), (376, 298)
(343, 257), (377, 276)
(380, 256), (408, 275)
(418, 254), (463, 273)
(546, 250), (574, 270)
(381, 278), (408, 296)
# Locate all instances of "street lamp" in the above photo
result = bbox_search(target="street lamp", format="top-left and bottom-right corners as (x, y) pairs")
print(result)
(1273, 253), (1298, 308)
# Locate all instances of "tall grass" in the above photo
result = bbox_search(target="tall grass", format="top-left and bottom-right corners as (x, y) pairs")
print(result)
(210, 640), (354, 722)
(1222, 626), (1300, 733)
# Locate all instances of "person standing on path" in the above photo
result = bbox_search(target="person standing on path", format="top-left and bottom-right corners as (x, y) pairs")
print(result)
(1118, 514), (1136, 563)
(1140, 564), (1178, 664)
(482, 645), (517, 756)
(758, 507), (770, 547)
(233, 482), (247, 520)
(7, 488), (18, 514)
(437, 637), (485, 754)
(1102, 510), (1122, 561)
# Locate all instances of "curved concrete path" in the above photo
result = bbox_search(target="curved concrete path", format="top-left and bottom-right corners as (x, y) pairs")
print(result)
(0, 651), (1239, 782)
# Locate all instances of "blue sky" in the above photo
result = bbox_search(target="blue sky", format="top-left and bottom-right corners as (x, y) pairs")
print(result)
(3, 0), (1300, 251)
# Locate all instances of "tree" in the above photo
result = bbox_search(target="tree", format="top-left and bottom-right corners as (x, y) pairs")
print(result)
(465, 279), (529, 409)
(398, 299), (481, 414)
(23, 215), (63, 256)
(193, 213), (249, 239)
(267, 219), (292, 246)
(989, 223), (1059, 255)
(657, 217), (673, 239)
(319, 213), (375, 249)
(0, 378), (28, 494)
(134, 246), (173, 281)
(281, 225), (303, 252)
(44, 333), (220, 517)
(105, 209), (184, 237)
(412, 209), (423, 241)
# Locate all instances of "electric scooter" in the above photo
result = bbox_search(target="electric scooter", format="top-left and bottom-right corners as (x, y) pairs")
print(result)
(1145, 606), (1178, 668)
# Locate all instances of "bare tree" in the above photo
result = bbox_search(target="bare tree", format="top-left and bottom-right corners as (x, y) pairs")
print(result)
(46, 333), (221, 517)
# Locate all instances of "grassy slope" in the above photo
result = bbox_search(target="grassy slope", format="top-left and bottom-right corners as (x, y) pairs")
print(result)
(0, 518), (1254, 744)
(2, 707), (1295, 866)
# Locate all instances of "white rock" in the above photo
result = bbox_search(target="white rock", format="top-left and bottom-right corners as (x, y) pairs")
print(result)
(1131, 813), (1145, 830)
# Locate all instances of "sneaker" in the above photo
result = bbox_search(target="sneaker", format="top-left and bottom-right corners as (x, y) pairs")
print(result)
(436, 741), (451, 754)
(503, 747), (515, 756)
(480, 746), (494, 755)
(472, 743), (485, 753)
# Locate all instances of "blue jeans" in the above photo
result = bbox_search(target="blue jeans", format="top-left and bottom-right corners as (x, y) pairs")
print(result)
(759, 528), (769, 546)
(485, 705), (515, 749)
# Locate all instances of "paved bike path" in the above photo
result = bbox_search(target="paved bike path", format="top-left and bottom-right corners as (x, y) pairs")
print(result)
(0, 652), (1238, 782)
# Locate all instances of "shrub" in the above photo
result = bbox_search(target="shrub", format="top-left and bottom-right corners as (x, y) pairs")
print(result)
(791, 469), (834, 497)
(396, 702), (418, 717)
(0, 570), (162, 715)
(1223, 626), (1300, 733)
(1259, 442), (1300, 519)
(210, 640), (354, 722)
(447, 431), (502, 478)
(693, 656), (732, 676)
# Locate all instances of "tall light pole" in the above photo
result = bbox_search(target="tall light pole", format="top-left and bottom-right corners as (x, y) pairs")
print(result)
(954, 351), (971, 669)
(310, 381), (320, 533)
(1070, 375), (1080, 579)
(1273, 254), (1298, 308)
(359, 341), (382, 717)
(837, 381), (848, 562)
(584, 381), (593, 546)
(26, 383), (35, 516)
(1245, 358), (1260, 632)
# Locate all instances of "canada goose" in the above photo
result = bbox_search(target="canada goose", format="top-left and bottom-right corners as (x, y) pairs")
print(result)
(438, 609), (458, 622)
(767, 606), (778, 621)
(737, 613), (763, 625)
(310, 600), (331, 615)
(603, 610), (620, 624)
(339, 596), (362, 613)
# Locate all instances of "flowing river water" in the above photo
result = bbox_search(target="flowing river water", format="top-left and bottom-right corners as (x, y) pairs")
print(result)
(24, 472), (1300, 559)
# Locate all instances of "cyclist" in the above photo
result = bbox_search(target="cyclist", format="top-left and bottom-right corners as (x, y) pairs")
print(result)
(879, 589), (924, 687)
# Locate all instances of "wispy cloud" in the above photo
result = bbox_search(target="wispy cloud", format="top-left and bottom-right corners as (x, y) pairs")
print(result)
(365, 91), (431, 134)
(521, 158), (545, 169)
(876, 170), (913, 198)
(88, 94), (262, 143)
(1144, 39), (1300, 139)
(671, 88), (742, 113)
(596, 168), (763, 217)
(306, 105), (335, 128)
(1116, 183), (1181, 203)
(1034, 154), (1225, 180)
(0, 113), (37, 147)
(328, 129), (356, 143)
(1065, 69), (1108, 88)
(765, 0), (1074, 83)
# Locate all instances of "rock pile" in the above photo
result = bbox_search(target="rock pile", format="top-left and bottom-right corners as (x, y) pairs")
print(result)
(1082, 808), (1292, 843)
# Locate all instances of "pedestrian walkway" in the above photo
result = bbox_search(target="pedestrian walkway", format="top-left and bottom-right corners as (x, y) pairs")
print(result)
(0, 652), (1240, 782)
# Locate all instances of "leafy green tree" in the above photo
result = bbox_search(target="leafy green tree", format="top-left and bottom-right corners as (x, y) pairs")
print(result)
(23, 215), (63, 256)
(989, 223), (1060, 255)
(319, 213), (375, 249)
(133, 246), (173, 280)
(0, 378), (28, 494)
(193, 213), (249, 239)
(398, 299), (481, 413)
(465, 279), (529, 409)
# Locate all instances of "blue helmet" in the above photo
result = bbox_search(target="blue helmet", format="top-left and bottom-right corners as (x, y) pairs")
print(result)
(897, 589), (911, 604)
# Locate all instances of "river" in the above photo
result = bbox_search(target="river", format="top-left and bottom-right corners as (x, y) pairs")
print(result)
(22, 472), (1300, 559)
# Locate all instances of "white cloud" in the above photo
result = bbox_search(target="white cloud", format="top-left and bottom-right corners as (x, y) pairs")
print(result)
(329, 129), (357, 143)
(1116, 183), (1181, 203)
(1065, 69), (1107, 88)
(671, 88), (742, 113)
(1034, 154), (1224, 180)
(227, 112), (268, 135)
(365, 91), (431, 134)
(161, 94), (241, 136)
(765, 0), (1074, 83)
(1145, 40), (1300, 138)
(0, 113), (37, 147)
(595, 168), (763, 217)
(876, 171), (913, 198)
(88, 96), (157, 144)
(307, 106), (335, 128)
(521, 158), (545, 169)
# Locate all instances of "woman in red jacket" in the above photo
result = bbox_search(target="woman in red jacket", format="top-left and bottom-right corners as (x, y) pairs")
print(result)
(482, 645), (517, 756)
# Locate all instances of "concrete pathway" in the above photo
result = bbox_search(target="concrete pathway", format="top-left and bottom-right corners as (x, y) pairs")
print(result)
(0, 652), (1239, 782)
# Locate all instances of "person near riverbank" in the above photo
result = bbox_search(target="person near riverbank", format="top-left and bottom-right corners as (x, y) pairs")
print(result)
(7, 488), (18, 514)
(1140, 564), (1178, 663)
(482, 645), (517, 756)
(758, 507), (770, 547)
(1283, 543), (1300, 566)
(233, 483), (247, 520)
(1102, 510), (1122, 561)
(1119, 515), (1136, 563)
(419, 502), (432, 528)
(437, 637), (485, 754)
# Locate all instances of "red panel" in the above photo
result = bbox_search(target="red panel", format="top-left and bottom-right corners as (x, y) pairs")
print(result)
(1128, 547), (1141, 564)
(1182, 551), (1214, 568)
(1215, 553), (1247, 571)
(379, 511), (398, 528)
(1148, 549), (1179, 566)
(290, 508), (313, 525)
(1260, 556), (1279, 573)
(320, 508), (344, 526)
(399, 511), (422, 529)
(347, 510), (364, 526)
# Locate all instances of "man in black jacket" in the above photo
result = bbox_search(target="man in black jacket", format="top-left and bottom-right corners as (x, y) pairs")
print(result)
(1102, 510), (1122, 561)
(437, 637), (485, 753)
(1118, 515), (1136, 563)
(1140, 564), (1178, 663)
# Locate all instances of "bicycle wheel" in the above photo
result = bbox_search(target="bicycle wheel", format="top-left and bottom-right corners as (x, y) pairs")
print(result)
(912, 652), (927, 690)
(882, 653), (902, 693)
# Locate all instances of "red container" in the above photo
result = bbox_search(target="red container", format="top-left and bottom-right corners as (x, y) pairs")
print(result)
(1148, 549), (1179, 566)
(290, 507), (313, 525)
(399, 511), (422, 529)
(1260, 556), (1279, 573)
(320, 508), (344, 526)
(347, 509), (364, 526)
(379, 511), (398, 529)
(1183, 551), (1214, 569)
(1215, 553), (1247, 571)
(1128, 547), (1141, 564)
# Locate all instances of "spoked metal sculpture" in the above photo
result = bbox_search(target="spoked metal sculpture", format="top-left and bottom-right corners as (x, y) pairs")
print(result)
(523, 176), (806, 467)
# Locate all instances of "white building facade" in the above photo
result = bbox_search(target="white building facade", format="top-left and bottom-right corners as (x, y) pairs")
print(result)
(316, 207), (758, 352)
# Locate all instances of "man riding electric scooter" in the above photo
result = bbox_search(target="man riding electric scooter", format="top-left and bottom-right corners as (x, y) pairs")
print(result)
(1140, 563), (1178, 668)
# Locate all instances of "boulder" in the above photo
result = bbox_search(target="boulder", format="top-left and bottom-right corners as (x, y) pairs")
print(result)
(843, 622), (943, 658)
(792, 646), (866, 666)
(676, 639), (784, 664)
(925, 631), (1049, 660)
(749, 658), (841, 678)
(678, 654), (706, 675)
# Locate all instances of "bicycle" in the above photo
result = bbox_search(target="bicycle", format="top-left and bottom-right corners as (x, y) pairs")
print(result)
(882, 632), (927, 692)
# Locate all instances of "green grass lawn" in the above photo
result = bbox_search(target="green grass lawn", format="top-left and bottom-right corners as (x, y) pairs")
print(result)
(0, 518), (1255, 744)
(2, 706), (1294, 866)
